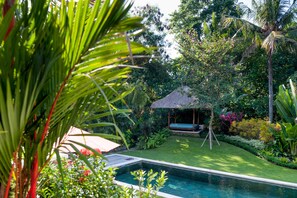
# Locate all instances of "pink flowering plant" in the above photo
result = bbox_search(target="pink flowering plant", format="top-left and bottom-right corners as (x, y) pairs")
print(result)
(220, 112), (243, 133)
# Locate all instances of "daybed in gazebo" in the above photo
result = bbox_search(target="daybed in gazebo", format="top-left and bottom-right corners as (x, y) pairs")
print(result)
(151, 86), (204, 134)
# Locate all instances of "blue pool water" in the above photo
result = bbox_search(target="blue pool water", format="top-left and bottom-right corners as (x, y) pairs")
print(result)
(115, 161), (297, 198)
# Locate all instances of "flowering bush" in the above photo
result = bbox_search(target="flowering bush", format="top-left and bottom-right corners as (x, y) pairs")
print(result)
(38, 150), (167, 198)
(38, 154), (123, 197)
(220, 112), (243, 133)
(229, 118), (279, 140)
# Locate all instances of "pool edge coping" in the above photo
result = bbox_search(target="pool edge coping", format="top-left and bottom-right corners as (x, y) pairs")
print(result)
(106, 153), (297, 189)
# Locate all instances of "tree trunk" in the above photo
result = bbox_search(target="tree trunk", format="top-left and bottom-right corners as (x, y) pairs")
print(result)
(268, 50), (273, 122)
(209, 108), (214, 150)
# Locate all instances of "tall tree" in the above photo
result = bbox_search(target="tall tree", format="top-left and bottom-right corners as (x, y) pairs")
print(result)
(0, 0), (146, 197)
(118, 5), (175, 145)
(225, 0), (297, 122)
(131, 5), (170, 60)
(128, 5), (174, 109)
(179, 31), (239, 149)
(170, 0), (241, 40)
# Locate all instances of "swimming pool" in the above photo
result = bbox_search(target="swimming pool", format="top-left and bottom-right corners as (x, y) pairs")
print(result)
(112, 155), (297, 198)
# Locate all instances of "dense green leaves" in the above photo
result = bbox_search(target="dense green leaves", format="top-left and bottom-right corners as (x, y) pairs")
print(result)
(0, 0), (147, 196)
(170, 0), (241, 40)
(225, 0), (297, 121)
(275, 80), (297, 124)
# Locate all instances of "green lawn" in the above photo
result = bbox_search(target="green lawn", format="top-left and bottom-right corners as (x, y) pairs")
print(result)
(122, 136), (297, 183)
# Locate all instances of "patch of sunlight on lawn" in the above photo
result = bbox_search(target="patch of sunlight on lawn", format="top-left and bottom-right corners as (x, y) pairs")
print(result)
(180, 143), (189, 149)
(229, 156), (244, 162)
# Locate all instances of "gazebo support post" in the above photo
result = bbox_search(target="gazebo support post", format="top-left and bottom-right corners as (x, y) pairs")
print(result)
(201, 107), (220, 149)
(192, 109), (195, 132)
(168, 111), (171, 128)
(192, 109), (195, 124)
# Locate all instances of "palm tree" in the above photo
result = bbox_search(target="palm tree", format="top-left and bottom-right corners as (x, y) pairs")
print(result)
(0, 0), (147, 197)
(225, 0), (297, 122)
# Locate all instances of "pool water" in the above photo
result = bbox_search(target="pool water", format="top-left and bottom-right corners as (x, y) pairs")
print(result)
(115, 161), (297, 198)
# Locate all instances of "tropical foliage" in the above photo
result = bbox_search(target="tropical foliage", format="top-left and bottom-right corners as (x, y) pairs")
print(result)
(0, 0), (148, 196)
(130, 169), (167, 197)
(275, 79), (297, 124)
(1, 0), (297, 196)
(229, 118), (275, 139)
(115, 5), (174, 148)
(170, 0), (241, 40)
(38, 155), (122, 197)
(38, 154), (167, 198)
(225, 0), (297, 121)
(137, 128), (171, 150)
(177, 33), (239, 148)
(272, 80), (297, 157)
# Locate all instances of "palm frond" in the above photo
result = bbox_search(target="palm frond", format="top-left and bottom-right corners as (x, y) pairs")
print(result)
(286, 27), (297, 39)
(224, 16), (262, 32)
(0, 0), (148, 195)
(276, 0), (297, 27)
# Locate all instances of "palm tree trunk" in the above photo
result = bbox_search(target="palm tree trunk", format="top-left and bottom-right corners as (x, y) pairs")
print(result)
(268, 49), (273, 122)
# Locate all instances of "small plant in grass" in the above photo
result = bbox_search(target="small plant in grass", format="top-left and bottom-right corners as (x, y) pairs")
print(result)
(131, 169), (167, 198)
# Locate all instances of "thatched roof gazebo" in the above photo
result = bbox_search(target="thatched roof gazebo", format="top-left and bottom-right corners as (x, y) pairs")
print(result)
(151, 86), (195, 109)
(151, 86), (219, 149)
(151, 86), (203, 133)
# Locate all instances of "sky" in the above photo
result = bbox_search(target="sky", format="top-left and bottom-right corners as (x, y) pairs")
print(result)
(133, 0), (181, 20)
(133, 0), (181, 57)
(132, 0), (252, 58)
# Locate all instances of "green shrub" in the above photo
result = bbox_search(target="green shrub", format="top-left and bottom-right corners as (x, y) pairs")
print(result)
(259, 123), (280, 143)
(38, 155), (167, 198)
(224, 136), (265, 150)
(38, 156), (124, 197)
(279, 157), (290, 163)
(275, 80), (297, 124)
(130, 169), (167, 197)
(229, 118), (278, 141)
(138, 128), (171, 150)
(268, 123), (297, 157)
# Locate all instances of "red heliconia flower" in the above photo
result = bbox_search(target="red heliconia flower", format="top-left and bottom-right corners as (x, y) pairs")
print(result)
(83, 169), (91, 176)
(80, 148), (92, 156)
(94, 148), (102, 154)
(79, 177), (85, 183)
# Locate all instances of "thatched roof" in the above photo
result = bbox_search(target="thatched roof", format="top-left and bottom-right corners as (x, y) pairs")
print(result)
(151, 86), (196, 109)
